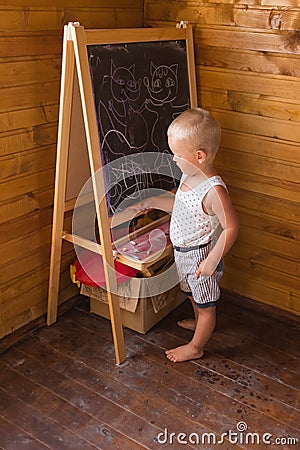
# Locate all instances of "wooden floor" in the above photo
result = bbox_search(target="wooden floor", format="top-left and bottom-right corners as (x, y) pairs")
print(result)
(0, 294), (299, 449)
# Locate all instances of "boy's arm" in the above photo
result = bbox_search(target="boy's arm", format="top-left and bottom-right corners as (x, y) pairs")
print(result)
(196, 185), (239, 278)
(128, 192), (175, 213)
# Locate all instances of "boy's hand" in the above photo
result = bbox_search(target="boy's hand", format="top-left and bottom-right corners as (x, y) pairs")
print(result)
(196, 258), (215, 278)
(128, 194), (175, 214)
(127, 198), (152, 212)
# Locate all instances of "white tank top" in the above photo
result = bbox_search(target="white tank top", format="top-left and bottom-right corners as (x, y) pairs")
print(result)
(170, 175), (227, 247)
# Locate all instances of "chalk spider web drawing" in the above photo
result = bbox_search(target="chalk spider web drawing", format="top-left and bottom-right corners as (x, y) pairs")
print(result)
(104, 149), (155, 212)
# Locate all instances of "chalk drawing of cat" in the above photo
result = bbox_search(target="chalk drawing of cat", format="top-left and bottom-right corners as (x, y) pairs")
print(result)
(144, 61), (188, 152)
(98, 60), (149, 160)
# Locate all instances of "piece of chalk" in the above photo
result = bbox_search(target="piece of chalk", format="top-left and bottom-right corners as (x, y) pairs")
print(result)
(122, 247), (128, 251)
(130, 240), (136, 245)
(127, 254), (140, 260)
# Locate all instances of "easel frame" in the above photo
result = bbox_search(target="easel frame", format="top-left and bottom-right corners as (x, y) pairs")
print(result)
(47, 22), (197, 364)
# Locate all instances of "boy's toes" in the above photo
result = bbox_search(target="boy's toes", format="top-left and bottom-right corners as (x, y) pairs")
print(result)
(177, 318), (196, 331)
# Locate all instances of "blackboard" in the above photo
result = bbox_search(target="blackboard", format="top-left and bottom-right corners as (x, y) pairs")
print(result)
(87, 39), (191, 215)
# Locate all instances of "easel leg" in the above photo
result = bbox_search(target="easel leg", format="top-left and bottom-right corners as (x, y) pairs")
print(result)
(107, 291), (126, 364)
(47, 231), (63, 325)
(47, 31), (75, 325)
(75, 24), (126, 362)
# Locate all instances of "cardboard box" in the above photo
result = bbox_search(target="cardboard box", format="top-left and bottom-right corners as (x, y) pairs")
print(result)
(82, 281), (185, 334)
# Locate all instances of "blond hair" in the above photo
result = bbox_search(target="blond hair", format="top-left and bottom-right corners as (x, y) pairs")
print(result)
(167, 108), (221, 161)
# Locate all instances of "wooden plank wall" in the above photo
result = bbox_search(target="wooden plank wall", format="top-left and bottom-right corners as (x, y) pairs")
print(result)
(0, 0), (144, 339)
(144, 1), (300, 315)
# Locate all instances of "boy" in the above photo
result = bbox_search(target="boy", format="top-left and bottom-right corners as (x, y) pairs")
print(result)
(132, 108), (239, 362)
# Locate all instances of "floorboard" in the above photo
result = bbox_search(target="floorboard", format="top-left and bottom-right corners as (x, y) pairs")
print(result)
(0, 295), (299, 449)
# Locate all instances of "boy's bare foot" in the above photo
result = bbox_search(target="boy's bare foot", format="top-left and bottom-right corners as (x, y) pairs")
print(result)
(177, 318), (196, 331)
(165, 343), (204, 363)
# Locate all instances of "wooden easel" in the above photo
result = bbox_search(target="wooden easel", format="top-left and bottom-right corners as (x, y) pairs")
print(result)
(47, 22), (197, 364)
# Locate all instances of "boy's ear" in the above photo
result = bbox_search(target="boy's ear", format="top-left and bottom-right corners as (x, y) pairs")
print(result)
(196, 149), (207, 164)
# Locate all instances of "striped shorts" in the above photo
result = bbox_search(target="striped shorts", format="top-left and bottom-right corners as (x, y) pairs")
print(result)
(174, 243), (223, 308)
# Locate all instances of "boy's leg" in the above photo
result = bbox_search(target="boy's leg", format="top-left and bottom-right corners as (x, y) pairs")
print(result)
(166, 306), (216, 363)
(177, 296), (198, 331)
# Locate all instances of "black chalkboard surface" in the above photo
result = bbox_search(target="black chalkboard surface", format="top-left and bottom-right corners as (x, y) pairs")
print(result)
(87, 40), (191, 215)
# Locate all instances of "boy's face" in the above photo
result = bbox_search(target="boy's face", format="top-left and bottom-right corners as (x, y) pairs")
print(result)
(168, 136), (203, 176)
